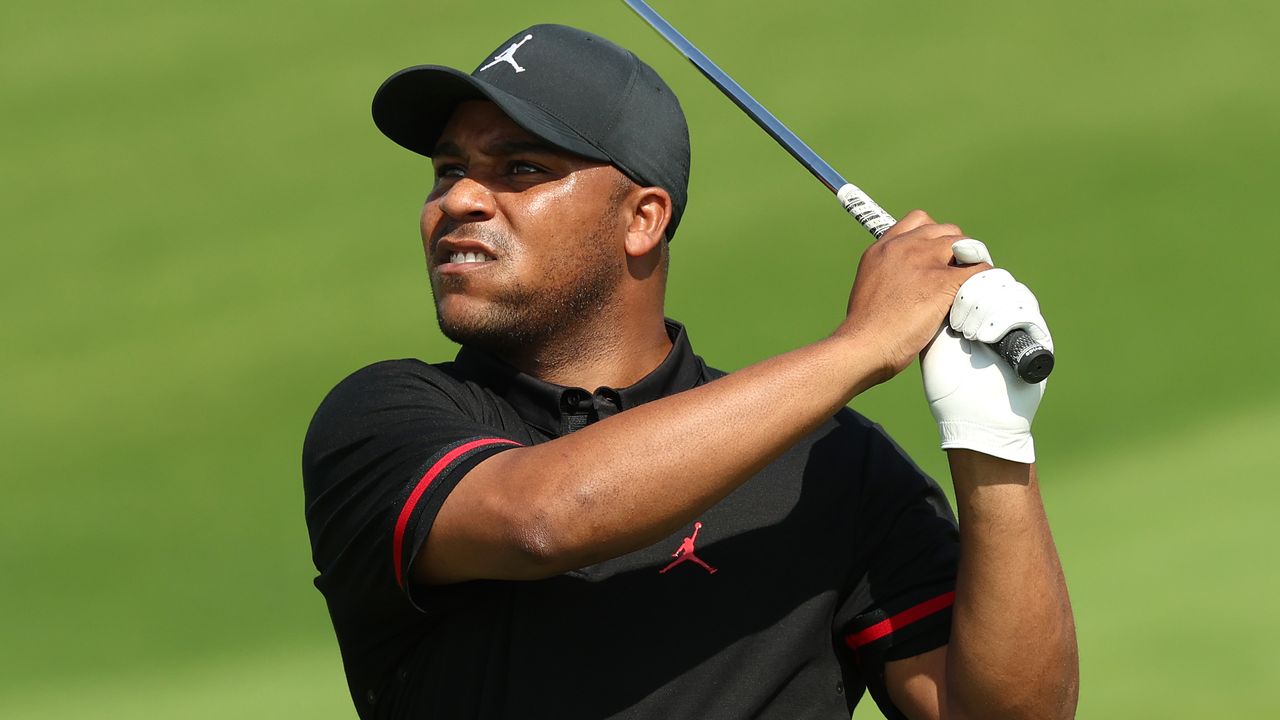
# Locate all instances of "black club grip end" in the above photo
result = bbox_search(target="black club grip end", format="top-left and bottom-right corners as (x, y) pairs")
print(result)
(993, 329), (1055, 384)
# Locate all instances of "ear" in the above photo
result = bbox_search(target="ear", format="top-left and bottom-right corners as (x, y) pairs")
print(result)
(623, 186), (672, 258)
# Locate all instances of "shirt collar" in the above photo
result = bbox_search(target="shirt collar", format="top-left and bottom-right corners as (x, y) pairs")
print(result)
(453, 319), (706, 437)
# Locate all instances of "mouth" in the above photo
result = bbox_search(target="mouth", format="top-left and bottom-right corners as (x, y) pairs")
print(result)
(433, 239), (499, 274)
(445, 250), (495, 265)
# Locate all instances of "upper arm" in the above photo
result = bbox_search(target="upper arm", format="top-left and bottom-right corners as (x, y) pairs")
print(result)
(409, 444), (563, 585)
(302, 361), (523, 611)
(835, 420), (960, 718)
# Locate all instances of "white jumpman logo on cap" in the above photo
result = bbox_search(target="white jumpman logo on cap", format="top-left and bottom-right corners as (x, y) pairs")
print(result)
(479, 34), (534, 73)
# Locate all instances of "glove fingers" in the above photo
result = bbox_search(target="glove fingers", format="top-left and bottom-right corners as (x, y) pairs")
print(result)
(948, 241), (998, 335)
(953, 270), (1052, 343)
(1020, 320), (1053, 351)
(968, 279), (1044, 343)
(973, 307), (1053, 350)
(951, 238), (995, 266)
(952, 268), (1016, 339)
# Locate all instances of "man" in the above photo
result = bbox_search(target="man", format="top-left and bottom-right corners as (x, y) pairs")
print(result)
(303, 23), (1078, 719)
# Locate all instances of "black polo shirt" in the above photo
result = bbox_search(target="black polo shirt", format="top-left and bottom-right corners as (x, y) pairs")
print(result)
(303, 320), (959, 719)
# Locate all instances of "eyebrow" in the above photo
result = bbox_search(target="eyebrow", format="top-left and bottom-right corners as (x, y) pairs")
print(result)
(431, 138), (562, 158)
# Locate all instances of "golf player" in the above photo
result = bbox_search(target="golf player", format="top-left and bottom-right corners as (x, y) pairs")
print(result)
(303, 24), (1079, 719)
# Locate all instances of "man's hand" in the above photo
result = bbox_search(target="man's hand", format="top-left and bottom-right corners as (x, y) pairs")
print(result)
(921, 240), (1052, 463)
(838, 211), (991, 383)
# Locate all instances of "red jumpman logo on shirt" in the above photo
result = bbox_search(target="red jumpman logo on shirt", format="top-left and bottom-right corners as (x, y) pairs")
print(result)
(660, 521), (717, 575)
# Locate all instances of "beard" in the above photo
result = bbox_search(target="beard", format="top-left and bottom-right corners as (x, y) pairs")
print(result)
(430, 216), (624, 357)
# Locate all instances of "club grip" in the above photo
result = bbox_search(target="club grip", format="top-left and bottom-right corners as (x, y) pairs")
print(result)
(993, 329), (1054, 383)
(834, 185), (1053, 383)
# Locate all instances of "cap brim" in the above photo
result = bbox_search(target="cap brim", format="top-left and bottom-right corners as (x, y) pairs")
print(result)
(372, 65), (611, 163)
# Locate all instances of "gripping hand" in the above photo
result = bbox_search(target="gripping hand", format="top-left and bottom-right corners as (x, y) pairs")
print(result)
(921, 239), (1052, 464)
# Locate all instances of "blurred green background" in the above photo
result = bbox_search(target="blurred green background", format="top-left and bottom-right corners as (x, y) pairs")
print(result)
(3, 0), (1277, 717)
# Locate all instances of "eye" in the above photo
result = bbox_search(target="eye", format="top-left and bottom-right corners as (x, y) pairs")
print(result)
(434, 163), (465, 180)
(510, 161), (543, 175)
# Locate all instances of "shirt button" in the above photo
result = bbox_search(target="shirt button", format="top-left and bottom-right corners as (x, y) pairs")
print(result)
(367, 689), (377, 704)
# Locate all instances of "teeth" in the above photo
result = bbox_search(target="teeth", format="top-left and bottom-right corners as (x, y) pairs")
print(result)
(448, 251), (492, 264)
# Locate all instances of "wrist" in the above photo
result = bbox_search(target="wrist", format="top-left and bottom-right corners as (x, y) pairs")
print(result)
(946, 447), (1031, 472)
(946, 449), (1040, 525)
(829, 324), (897, 389)
(824, 329), (895, 396)
(946, 449), (1034, 498)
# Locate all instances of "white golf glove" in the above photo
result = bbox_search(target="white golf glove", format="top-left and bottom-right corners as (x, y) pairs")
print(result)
(921, 239), (1052, 464)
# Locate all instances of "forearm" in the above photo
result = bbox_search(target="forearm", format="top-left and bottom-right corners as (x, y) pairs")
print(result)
(479, 332), (883, 572)
(943, 450), (1078, 719)
(423, 330), (888, 584)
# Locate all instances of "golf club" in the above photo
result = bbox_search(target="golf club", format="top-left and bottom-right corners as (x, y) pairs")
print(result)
(623, 0), (1054, 383)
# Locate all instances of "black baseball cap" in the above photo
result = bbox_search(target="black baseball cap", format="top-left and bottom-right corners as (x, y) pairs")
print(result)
(373, 24), (691, 239)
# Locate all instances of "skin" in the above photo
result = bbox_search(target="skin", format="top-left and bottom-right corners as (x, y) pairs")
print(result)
(414, 100), (1078, 719)
(423, 102), (671, 387)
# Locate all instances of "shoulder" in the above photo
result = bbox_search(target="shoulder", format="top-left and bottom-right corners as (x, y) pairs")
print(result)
(310, 358), (475, 418)
(303, 359), (482, 463)
(323, 357), (460, 395)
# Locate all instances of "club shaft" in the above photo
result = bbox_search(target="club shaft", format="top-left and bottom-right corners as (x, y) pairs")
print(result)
(623, 0), (849, 195)
(625, 1), (899, 239)
(623, 0), (1055, 384)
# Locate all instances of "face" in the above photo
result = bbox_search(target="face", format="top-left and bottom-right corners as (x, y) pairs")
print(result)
(422, 101), (631, 354)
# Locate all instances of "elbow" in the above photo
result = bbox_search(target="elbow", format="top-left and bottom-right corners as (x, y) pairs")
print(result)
(476, 451), (627, 580)
(460, 447), (588, 579)
(507, 514), (567, 579)
(500, 485), (597, 580)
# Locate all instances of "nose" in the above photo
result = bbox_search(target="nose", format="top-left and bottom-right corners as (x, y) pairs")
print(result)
(436, 177), (497, 222)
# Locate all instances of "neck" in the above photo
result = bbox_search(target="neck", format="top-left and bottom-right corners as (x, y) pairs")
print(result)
(498, 315), (673, 390)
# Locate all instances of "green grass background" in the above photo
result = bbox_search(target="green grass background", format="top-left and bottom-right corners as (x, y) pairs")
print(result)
(3, 0), (1276, 717)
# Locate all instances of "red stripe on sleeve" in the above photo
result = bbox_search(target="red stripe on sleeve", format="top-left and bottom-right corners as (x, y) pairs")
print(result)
(392, 438), (521, 588)
(844, 591), (956, 651)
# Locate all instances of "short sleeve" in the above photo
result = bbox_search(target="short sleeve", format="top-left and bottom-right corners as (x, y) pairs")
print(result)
(302, 360), (522, 613)
(837, 424), (960, 719)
